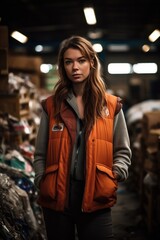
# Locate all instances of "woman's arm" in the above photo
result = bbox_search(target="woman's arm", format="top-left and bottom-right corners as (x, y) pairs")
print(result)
(113, 109), (132, 181)
(33, 109), (49, 189)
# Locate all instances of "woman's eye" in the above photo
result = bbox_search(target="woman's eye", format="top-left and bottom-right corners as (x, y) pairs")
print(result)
(65, 60), (72, 65)
(79, 59), (86, 63)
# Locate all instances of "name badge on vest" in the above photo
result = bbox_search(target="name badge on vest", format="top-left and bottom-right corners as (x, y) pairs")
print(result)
(103, 106), (109, 117)
(52, 123), (64, 131)
(105, 108), (109, 116)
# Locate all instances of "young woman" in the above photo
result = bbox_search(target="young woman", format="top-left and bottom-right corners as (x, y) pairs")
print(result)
(33, 35), (132, 240)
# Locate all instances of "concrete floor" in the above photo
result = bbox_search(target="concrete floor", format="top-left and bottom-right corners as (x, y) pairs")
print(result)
(112, 182), (152, 240)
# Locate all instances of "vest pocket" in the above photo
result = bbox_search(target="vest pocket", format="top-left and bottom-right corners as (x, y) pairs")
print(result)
(94, 164), (118, 203)
(39, 164), (58, 200)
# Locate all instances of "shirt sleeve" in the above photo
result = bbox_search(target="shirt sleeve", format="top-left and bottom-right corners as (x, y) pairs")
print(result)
(33, 109), (49, 189)
(113, 109), (132, 181)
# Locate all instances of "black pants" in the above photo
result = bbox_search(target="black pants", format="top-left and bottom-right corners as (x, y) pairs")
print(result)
(42, 179), (115, 240)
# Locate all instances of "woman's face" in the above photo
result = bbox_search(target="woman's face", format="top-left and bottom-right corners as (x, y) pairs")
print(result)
(63, 48), (92, 84)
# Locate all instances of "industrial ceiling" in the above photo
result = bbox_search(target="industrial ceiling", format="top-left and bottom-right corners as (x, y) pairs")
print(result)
(0, 0), (160, 57)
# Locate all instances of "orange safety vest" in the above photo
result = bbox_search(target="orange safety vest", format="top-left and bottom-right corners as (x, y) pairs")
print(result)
(38, 93), (121, 212)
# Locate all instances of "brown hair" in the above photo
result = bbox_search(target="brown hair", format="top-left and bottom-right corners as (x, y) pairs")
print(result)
(53, 35), (107, 136)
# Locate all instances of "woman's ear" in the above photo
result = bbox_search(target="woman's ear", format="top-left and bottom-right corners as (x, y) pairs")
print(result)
(90, 59), (94, 69)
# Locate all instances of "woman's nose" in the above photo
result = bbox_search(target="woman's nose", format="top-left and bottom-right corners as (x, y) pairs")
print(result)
(72, 61), (79, 69)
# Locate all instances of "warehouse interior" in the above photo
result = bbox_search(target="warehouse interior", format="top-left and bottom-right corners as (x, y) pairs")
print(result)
(0, 0), (160, 239)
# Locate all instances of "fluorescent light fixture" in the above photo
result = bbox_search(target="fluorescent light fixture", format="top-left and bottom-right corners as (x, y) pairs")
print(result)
(108, 63), (132, 74)
(83, 7), (97, 25)
(11, 31), (28, 43)
(148, 29), (160, 42)
(133, 63), (158, 74)
(93, 43), (103, 53)
(107, 44), (129, 52)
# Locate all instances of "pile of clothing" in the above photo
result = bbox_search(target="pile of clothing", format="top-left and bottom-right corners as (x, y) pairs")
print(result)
(0, 112), (46, 239)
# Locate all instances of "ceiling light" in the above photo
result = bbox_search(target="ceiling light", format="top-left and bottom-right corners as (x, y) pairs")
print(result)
(40, 64), (53, 73)
(83, 7), (97, 25)
(108, 63), (132, 74)
(88, 30), (103, 39)
(148, 29), (160, 42)
(35, 45), (43, 52)
(93, 43), (103, 53)
(107, 44), (129, 52)
(133, 63), (158, 74)
(142, 44), (150, 52)
(11, 31), (28, 43)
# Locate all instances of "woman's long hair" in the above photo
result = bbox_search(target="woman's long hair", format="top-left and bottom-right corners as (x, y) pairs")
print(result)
(53, 35), (107, 136)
